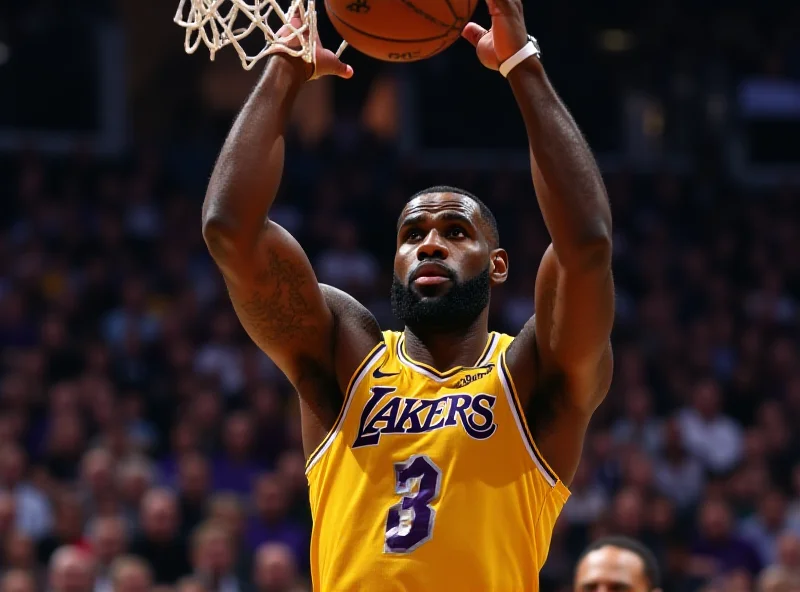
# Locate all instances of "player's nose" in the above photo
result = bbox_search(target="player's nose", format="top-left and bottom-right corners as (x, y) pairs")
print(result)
(416, 230), (449, 260)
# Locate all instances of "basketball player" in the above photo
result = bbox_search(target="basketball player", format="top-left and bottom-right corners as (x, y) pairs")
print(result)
(574, 537), (662, 592)
(202, 0), (614, 588)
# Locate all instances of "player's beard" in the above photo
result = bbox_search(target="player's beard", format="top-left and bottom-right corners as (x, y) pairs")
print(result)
(391, 267), (491, 333)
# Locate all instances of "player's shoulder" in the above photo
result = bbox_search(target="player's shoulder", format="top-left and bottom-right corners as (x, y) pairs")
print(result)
(320, 284), (382, 341)
(320, 284), (384, 391)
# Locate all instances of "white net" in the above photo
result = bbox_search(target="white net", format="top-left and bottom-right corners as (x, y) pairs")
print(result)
(174, 0), (318, 71)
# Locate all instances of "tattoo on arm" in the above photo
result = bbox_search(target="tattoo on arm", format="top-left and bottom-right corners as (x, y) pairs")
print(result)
(232, 250), (320, 344)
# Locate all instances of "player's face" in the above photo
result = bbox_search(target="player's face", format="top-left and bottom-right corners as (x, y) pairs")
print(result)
(574, 547), (653, 592)
(391, 193), (507, 332)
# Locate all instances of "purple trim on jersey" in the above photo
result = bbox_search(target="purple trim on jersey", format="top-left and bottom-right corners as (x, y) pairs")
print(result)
(498, 353), (558, 485)
(305, 342), (387, 472)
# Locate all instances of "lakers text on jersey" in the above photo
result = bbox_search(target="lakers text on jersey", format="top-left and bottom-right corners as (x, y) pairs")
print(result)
(305, 331), (570, 591)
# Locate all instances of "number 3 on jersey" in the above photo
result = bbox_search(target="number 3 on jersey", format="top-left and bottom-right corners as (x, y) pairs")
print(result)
(384, 455), (442, 553)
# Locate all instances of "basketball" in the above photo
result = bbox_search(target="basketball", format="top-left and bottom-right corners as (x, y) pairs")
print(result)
(324, 0), (479, 62)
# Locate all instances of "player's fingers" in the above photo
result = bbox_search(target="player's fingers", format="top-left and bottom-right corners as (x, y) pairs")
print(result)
(461, 22), (489, 47)
(332, 58), (354, 79)
(315, 48), (354, 79)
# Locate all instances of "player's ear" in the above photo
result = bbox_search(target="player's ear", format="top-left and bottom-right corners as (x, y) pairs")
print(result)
(489, 248), (508, 285)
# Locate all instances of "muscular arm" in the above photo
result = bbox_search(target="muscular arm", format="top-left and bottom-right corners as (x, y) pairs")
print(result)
(201, 55), (382, 413)
(505, 57), (614, 485)
(202, 56), (335, 390)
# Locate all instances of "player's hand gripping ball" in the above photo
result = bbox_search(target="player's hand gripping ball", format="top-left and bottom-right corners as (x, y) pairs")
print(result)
(462, 0), (530, 71)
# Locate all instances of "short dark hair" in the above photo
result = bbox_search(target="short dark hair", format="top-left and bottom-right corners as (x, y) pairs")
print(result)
(406, 185), (500, 248)
(578, 536), (661, 590)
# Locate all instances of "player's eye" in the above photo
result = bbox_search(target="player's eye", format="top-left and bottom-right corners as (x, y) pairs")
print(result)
(405, 229), (424, 242)
(447, 226), (467, 238)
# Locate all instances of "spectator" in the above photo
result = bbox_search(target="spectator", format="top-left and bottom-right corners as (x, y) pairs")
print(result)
(590, 430), (623, 494)
(102, 279), (160, 349)
(212, 413), (263, 496)
(245, 475), (307, 568)
(116, 456), (156, 530)
(177, 453), (211, 537)
(109, 556), (153, 592)
(611, 488), (648, 543)
(0, 570), (36, 592)
(646, 496), (682, 570)
(740, 489), (800, 565)
(703, 569), (755, 592)
(689, 498), (762, 581)
(757, 568), (800, 592)
(573, 535), (662, 592)
(189, 521), (243, 592)
(622, 450), (656, 497)
(89, 515), (128, 592)
(5, 531), (39, 577)
(612, 387), (664, 456)
(175, 577), (209, 592)
(314, 220), (378, 298)
(0, 444), (52, 540)
(79, 448), (118, 519)
(187, 392), (223, 451)
(194, 312), (245, 397)
(756, 533), (800, 591)
(562, 459), (607, 555)
(38, 491), (90, 565)
(206, 494), (249, 581)
(119, 394), (158, 454)
(48, 546), (96, 592)
(775, 532), (800, 575)
(248, 387), (287, 468)
(677, 379), (744, 475)
(252, 543), (306, 592)
(43, 412), (87, 482)
(653, 417), (706, 510)
(158, 422), (201, 488)
(129, 489), (190, 584)
(729, 461), (772, 520)
(275, 451), (311, 531)
(756, 400), (795, 484)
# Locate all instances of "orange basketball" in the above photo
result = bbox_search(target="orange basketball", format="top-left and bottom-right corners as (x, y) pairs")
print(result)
(324, 0), (478, 62)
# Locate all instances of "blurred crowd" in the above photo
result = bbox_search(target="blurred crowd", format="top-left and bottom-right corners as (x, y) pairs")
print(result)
(2, 132), (800, 592)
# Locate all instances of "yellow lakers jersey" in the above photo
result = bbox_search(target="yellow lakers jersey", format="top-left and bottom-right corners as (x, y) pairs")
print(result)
(305, 331), (570, 591)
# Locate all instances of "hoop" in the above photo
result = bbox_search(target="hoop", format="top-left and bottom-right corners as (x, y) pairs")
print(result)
(174, 0), (320, 71)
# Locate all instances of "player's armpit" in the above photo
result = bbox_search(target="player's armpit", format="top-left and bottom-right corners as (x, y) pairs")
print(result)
(206, 218), (336, 390)
(505, 243), (613, 486)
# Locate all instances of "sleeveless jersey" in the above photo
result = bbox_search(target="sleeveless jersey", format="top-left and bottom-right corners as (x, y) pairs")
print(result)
(305, 331), (570, 592)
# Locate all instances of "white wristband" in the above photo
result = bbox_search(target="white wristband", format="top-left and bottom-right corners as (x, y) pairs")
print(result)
(499, 37), (541, 78)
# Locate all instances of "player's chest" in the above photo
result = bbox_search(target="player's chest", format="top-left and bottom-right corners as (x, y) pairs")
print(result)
(346, 376), (503, 452)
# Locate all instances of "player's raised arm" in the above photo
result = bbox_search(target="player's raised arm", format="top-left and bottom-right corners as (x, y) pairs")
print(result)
(201, 34), (355, 392)
(463, 0), (614, 485)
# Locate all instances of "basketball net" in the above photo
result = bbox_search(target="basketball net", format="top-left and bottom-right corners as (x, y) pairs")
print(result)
(174, 0), (326, 71)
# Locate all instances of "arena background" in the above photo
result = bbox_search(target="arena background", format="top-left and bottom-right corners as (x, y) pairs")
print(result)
(1, 0), (800, 590)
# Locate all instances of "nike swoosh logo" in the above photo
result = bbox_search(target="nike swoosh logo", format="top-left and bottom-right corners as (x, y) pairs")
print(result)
(373, 368), (401, 379)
